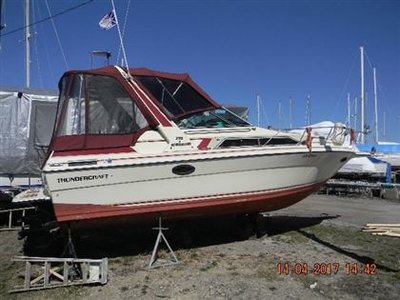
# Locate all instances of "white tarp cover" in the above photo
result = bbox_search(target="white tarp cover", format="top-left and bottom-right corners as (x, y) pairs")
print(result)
(0, 88), (58, 176)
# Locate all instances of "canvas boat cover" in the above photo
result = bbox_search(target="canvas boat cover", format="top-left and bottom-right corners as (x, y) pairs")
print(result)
(0, 87), (58, 177)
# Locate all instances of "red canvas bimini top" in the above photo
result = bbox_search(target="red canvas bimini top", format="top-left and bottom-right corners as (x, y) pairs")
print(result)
(49, 66), (220, 153)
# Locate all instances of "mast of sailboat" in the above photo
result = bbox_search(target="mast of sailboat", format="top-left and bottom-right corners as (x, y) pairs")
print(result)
(373, 67), (379, 144)
(25, 0), (31, 88)
(289, 97), (293, 129)
(256, 94), (260, 127)
(360, 46), (365, 144)
(353, 96), (357, 132)
(383, 111), (386, 141)
(305, 93), (311, 125)
(0, 0), (5, 32)
(278, 100), (282, 129)
(346, 93), (351, 127)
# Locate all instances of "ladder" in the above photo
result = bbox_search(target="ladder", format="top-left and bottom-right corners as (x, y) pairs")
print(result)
(10, 256), (108, 293)
(0, 207), (35, 231)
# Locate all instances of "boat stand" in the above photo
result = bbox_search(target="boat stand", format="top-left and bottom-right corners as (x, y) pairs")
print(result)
(10, 256), (108, 293)
(62, 228), (77, 258)
(148, 218), (179, 268)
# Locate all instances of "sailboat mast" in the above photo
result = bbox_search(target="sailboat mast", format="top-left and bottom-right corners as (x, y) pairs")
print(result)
(383, 111), (386, 141)
(305, 94), (311, 125)
(347, 93), (350, 127)
(360, 46), (365, 144)
(289, 97), (293, 129)
(256, 94), (260, 127)
(373, 67), (379, 144)
(278, 100), (282, 129)
(354, 96), (357, 133)
(25, 0), (31, 88)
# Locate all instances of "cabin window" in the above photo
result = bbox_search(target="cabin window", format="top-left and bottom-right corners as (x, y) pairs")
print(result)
(57, 74), (148, 136)
(219, 137), (298, 148)
(135, 76), (214, 117)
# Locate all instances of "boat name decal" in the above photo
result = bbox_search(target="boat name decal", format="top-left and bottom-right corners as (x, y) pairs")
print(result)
(171, 142), (192, 147)
(57, 174), (109, 184)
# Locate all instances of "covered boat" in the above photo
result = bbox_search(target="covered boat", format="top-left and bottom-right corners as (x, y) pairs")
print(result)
(42, 66), (355, 226)
(0, 88), (58, 197)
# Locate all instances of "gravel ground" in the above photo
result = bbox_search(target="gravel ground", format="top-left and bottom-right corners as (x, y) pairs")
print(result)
(0, 194), (399, 299)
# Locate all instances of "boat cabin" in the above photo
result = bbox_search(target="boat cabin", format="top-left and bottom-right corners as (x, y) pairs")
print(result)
(50, 66), (250, 153)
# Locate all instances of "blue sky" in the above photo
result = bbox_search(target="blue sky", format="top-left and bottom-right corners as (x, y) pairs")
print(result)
(1, 0), (399, 142)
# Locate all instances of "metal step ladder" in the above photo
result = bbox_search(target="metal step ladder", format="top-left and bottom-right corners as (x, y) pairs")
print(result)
(10, 256), (108, 293)
(0, 207), (35, 231)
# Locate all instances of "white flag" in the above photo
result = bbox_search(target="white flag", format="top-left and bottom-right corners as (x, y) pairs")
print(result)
(99, 10), (117, 30)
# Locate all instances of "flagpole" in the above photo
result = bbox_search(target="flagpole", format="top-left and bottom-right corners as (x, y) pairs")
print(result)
(111, 0), (131, 78)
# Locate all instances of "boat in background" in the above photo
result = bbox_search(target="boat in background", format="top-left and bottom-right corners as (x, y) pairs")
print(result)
(37, 66), (355, 228)
(357, 143), (400, 172)
(0, 88), (58, 201)
(335, 155), (391, 183)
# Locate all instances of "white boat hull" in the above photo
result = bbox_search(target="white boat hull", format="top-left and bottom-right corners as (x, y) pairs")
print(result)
(43, 146), (352, 223)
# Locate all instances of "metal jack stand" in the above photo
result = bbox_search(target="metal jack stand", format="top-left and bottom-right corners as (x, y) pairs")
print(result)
(62, 228), (77, 258)
(149, 218), (179, 268)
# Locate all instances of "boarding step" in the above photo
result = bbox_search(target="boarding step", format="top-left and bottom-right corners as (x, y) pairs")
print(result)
(0, 207), (35, 231)
(10, 256), (108, 293)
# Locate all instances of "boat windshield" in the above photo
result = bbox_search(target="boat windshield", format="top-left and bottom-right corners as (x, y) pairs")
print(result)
(176, 108), (251, 129)
(135, 75), (216, 118)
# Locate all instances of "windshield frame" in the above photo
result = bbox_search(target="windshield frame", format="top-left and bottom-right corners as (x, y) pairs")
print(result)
(176, 107), (251, 129)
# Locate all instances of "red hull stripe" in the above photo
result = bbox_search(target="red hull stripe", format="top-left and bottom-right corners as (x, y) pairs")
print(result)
(197, 138), (212, 150)
(53, 182), (323, 224)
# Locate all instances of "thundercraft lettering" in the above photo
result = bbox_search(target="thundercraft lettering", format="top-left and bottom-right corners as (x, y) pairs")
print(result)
(57, 174), (109, 184)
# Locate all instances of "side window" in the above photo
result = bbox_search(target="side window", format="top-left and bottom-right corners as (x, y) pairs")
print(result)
(86, 75), (148, 134)
(58, 75), (85, 136)
(57, 74), (148, 136)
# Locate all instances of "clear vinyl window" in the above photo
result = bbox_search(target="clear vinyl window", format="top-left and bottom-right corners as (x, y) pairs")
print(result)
(57, 74), (148, 136)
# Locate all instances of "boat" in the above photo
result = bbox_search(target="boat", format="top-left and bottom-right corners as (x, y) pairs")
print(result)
(0, 87), (58, 200)
(336, 155), (390, 182)
(40, 66), (355, 227)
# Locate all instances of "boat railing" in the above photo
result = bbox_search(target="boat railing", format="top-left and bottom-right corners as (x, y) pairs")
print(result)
(282, 123), (355, 147)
